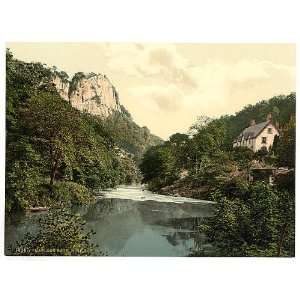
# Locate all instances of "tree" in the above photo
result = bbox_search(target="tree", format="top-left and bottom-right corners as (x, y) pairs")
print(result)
(231, 146), (254, 169)
(20, 91), (84, 185)
(187, 119), (226, 174)
(190, 152), (236, 188)
(275, 115), (295, 168)
(6, 49), (53, 132)
(140, 144), (179, 189)
(168, 133), (190, 168)
(254, 147), (269, 163)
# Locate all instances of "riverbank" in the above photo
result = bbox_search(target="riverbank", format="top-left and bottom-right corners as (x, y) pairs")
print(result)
(150, 179), (211, 200)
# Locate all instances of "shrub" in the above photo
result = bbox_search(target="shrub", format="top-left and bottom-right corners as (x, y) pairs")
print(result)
(5, 161), (42, 212)
(51, 181), (94, 206)
(10, 209), (102, 256)
(198, 182), (295, 257)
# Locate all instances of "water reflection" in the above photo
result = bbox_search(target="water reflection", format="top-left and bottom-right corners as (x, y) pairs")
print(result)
(6, 186), (214, 256)
(78, 192), (213, 256)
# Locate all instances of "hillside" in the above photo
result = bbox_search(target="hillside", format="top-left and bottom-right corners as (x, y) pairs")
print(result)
(52, 70), (162, 161)
(215, 93), (296, 149)
(5, 49), (161, 213)
(140, 92), (296, 194)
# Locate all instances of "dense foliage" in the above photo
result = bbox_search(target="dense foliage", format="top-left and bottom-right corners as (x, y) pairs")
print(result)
(217, 93), (296, 150)
(141, 93), (295, 192)
(197, 181), (295, 256)
(10, 209), (102, 256)
(105, 112), (162, 162)
(5, 49), (143, 213)
(141, 93), (295, 256)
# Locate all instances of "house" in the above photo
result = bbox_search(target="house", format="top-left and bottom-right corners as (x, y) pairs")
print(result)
(233, 114), (279, 152)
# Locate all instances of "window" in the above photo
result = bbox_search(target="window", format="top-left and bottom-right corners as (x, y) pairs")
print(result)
(262, 137), (267, 144)
(267, 127), (272, 134)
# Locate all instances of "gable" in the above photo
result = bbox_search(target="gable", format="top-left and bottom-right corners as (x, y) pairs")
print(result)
(234, 120), (279, 143)
(256, 123), (279, 139)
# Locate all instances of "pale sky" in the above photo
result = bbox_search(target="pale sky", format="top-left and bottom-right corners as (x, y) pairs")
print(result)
(7, 43), (296, 139)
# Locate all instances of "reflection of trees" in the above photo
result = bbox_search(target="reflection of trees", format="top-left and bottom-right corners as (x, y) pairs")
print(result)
(164, 232), (180, 246)
(163, 231), (193, 247)
(5, 212), (45, 254)
(159, 217), (202, 230)
(81, 198), (139, 221)
(188, 229), (215, 257)
(74, 198), (214, 256)
(79, 199), (144, 255)
(160, 216), (215, 256)
(162, 217), (207, 252)
(193, 231), (207, 252)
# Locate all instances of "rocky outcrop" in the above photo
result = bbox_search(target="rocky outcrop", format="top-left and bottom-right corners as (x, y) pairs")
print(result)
(53, 75), (69, 101)
(53, 72), (122, 118)
(52, 70), (163, 160)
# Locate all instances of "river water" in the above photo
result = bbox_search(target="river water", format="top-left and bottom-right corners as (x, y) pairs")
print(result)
(5, 185), (214, 256)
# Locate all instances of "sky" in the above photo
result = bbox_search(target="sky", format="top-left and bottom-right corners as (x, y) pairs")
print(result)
(7, 43), (296, 139)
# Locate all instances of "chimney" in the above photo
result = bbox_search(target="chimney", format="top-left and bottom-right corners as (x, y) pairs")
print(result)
(266, 113), (272, 121)
(250, 119), (256, 126)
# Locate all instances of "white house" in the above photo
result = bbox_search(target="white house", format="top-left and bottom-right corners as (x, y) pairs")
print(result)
(233, 115), (279, 152)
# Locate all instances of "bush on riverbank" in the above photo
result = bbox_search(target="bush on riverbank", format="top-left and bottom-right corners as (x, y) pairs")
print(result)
(197, 181), (295, 257)
(10, 209), (103, 256)
(51, 181), (94, 206)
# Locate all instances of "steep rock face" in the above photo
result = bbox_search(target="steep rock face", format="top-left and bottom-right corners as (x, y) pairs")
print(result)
(53, 72), (122, 117)
(53, 75), (69, 101)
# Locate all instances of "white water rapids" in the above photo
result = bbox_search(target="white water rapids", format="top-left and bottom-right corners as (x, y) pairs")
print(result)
(99, 185), (214, 205)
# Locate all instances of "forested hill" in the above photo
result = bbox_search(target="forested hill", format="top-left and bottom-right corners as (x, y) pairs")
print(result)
(5, 49), (161, 213)
(140, 92), (295, 194)
(211, 93), (296, 149)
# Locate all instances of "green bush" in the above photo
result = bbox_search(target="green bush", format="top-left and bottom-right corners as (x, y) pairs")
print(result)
(10, 209), (102, 256)
(5, 161), (42, 212)
(51, 181), (94, 206)
(199, 182), (295, 257)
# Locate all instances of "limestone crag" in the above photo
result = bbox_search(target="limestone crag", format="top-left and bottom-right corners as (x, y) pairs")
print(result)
(53, 75), (69, 102)
(53, 72), (122, 117)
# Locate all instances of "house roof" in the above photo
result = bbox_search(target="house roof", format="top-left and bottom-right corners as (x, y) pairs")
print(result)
(234, 120), (272, 142)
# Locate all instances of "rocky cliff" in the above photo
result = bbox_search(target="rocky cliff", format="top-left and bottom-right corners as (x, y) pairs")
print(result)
(52, 70), (163, 159)
(53, 72), (122, 117)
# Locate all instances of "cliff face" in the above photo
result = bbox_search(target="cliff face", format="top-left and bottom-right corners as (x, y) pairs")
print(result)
(53, 72), (122, 117)
(52, 75), (69, 101)
(52, 71), (163, 159)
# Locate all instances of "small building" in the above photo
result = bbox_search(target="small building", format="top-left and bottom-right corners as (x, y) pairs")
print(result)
(249, 166), (292, 186)
(249, 167), (276, 185)
(233, 114), (279, 152)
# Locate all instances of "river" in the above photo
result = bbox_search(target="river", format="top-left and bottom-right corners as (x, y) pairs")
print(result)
(5, 185), (214, 256)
